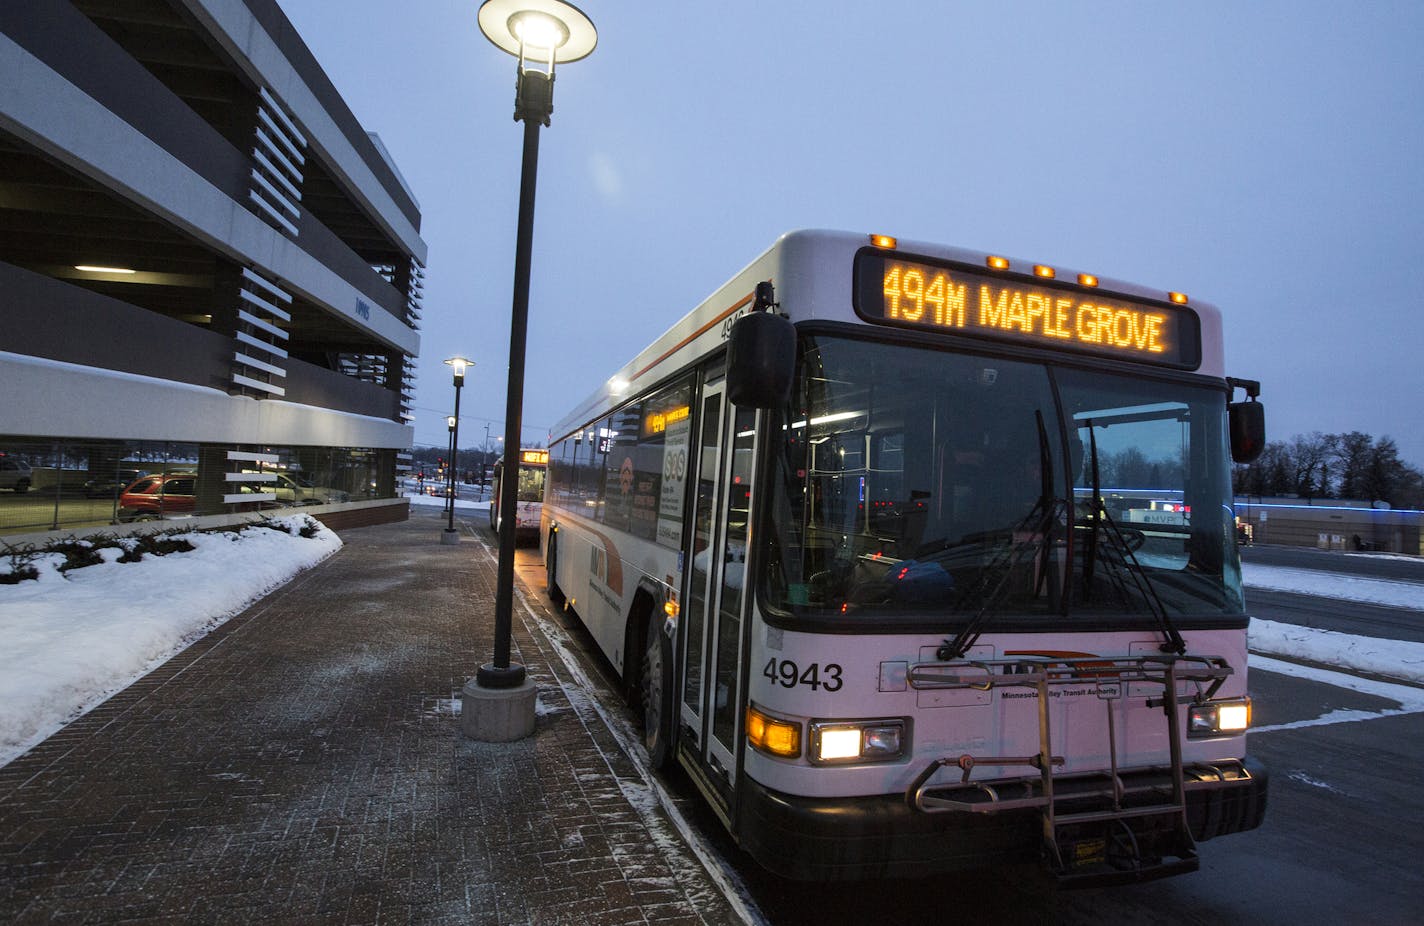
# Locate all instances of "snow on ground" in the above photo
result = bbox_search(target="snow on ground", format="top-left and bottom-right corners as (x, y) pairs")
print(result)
(1249, 619), (1424, 685)
(0, 515), (341, 768)
(1243, 563), (1424, 610)
(406, 492), (489, 511)
(0, 510), (1420, 770)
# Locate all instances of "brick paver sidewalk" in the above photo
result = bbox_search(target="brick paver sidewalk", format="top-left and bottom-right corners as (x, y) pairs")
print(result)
(0, 507), (739, 924)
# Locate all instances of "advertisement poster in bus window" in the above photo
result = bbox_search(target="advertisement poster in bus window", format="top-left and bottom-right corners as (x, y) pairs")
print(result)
(629, 446), (660, 541)
(658, 413), (690, 547)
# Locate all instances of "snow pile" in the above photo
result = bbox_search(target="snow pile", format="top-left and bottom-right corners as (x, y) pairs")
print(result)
(1250, 618), (1424, 684)
(1243, 564), (1424, 610)
(0, 515), (341, 767)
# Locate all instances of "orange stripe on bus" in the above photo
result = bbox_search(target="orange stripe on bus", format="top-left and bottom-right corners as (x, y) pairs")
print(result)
(631, 291), (757, 380)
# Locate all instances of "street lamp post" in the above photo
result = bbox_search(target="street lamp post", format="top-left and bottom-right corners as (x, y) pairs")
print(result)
(482, 422), (491, 497)
(446, 414), (457, 511)
(462, 0), (596, 740)
(442, 356), (472, 544)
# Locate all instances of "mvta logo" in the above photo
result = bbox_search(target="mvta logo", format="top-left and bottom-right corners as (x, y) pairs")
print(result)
(355, 299), (371, 321)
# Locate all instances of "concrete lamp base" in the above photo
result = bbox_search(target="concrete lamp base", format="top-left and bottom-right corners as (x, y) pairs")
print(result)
(440, 529), (461, 545)
(460, 677), (536, 742)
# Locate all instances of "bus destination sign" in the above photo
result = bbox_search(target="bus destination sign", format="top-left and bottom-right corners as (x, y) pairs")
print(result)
(853, 250), (1201, 368)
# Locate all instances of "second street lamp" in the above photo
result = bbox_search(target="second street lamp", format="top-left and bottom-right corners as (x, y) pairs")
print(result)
(442, 356), (472, 544)
(446, 415), (457, 516)
(462, 0), (596, 740)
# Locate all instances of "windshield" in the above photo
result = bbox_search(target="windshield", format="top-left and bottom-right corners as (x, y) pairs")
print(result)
(764, 335), (1242, 621)
(518, 464), (546, 502)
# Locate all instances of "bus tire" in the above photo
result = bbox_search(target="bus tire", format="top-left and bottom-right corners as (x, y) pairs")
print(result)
(546, 533), (563, 604)
(641, 614), (675, 770)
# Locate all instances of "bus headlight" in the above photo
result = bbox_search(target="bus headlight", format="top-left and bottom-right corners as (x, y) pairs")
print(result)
(747, 705), (801, 759)
(809, 719), (906, 765)
(1188, 698), (1251, 738)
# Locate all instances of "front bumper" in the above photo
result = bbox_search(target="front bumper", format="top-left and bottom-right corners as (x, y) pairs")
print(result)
(735, 755), (1267, 881)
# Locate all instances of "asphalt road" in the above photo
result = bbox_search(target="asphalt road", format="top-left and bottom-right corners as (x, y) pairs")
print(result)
(1242, 544), (1424, 583)
(1247, 588), (1424, 644)
(1242, 543), (1424, 643)
(508, 535), (1424, 925)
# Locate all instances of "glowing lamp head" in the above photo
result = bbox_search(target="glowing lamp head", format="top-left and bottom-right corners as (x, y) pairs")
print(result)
(447, 415), (457, 430)
(1169, 291), (1189, 305)
(477, 0), (597, 64)
(1078, 273), (1099, 287)
(987, 255), (1010, 270)
(1033, 265), (1056, 279)
(869, 234), (898, 249)
(510, 10), (567, 49)
(445, 355), (473, 384)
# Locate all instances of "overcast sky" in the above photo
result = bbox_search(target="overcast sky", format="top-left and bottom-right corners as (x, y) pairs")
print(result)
(278, 0), (1424, 467)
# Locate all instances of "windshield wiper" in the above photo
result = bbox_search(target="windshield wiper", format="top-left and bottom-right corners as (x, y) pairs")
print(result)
(939, 412), (1061, 659)
(1081, 420), (1186, 655)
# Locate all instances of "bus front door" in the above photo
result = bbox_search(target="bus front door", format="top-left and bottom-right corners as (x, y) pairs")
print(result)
(679, 382), (758, 800)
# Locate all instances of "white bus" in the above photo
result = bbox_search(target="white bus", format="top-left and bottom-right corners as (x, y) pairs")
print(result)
(489, 449), (547, 543)
(541, 230), (1268, 884)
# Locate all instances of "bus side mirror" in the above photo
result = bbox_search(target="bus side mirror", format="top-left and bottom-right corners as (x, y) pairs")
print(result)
(1229, 399), (1265, 463)
(727, 311), (796, 408)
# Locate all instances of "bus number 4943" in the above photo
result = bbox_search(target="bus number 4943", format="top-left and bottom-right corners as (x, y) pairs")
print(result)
(764, 658), (843, 692)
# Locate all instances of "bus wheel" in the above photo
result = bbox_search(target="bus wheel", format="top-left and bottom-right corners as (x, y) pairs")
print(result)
(641, 616), (674, 770)
(546, 534), (563, 605)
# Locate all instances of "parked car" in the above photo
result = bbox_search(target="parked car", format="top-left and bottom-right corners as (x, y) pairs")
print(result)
(272, 473), (349, 505)
(234, 472), (349, 506)
(116, 473), (196, 521)
(84, 468), (148, 498)
(0, 457), (32, 493)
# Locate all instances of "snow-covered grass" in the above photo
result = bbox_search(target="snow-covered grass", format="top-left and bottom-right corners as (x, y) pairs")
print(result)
(1239, 562), (1424, 682)
(1250, 619), (1424, 684)
(0, 515), (341, 767)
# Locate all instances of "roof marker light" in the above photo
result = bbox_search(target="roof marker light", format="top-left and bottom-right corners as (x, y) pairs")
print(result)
(987, 255), (1010, 270)
(870, 234), (897, 249)
(1078, 273), (1099, 287)
(1033, 265), (1055, 279)
(1169, 292), (1189, 305)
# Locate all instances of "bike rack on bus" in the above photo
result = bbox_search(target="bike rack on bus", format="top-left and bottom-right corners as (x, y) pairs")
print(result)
(903, 654), (1252, 885)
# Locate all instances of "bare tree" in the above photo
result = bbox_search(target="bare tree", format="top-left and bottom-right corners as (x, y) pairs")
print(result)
(1234, 440), (1292, 496)
(1287, 432), (1336, 498)
(1362, 437), (1403, 504)
(1333, 431), (1374, 500)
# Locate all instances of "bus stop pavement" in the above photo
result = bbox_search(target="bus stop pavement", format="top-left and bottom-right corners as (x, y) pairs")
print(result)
(0, 506), (742, 924)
